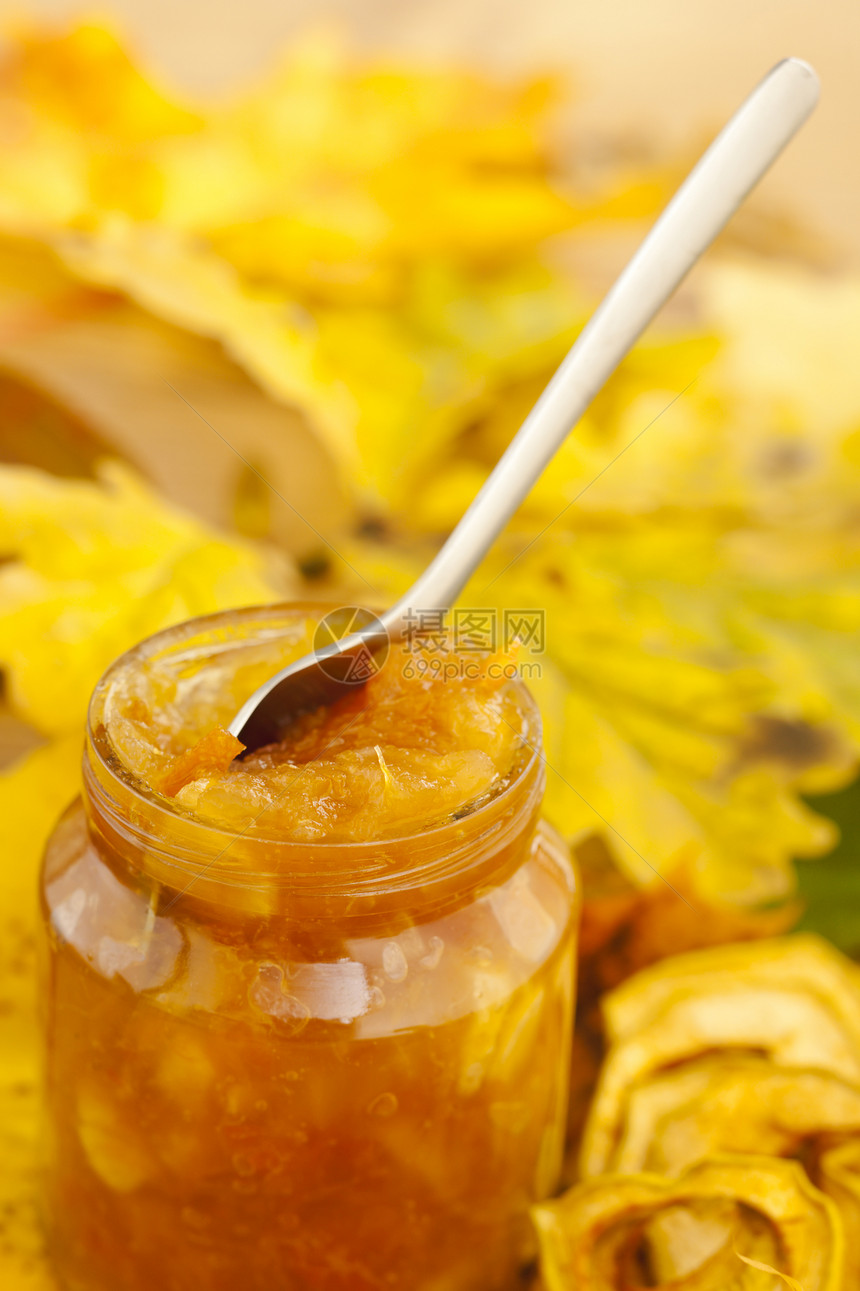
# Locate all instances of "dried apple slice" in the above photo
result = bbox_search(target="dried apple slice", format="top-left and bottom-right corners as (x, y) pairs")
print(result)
(532, 1156), (843, 1291)
(582, 936), (860, 1176)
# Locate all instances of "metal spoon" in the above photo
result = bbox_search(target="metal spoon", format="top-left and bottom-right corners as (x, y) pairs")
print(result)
(230, 57), (819, 753)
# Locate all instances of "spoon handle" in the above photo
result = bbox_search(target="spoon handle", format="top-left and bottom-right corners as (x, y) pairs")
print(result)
(383, 56), (819, 636)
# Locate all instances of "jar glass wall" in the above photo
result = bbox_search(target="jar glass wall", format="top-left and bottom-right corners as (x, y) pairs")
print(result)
(40, 606), (578, 1291)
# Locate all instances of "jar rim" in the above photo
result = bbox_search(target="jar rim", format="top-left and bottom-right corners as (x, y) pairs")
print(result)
(84, 602), (545, 900)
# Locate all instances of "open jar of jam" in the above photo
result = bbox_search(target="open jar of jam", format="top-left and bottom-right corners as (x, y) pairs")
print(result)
(40, 604), (578, 1291)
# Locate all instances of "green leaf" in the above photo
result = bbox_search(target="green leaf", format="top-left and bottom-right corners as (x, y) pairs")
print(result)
(798, 778), (860, 954)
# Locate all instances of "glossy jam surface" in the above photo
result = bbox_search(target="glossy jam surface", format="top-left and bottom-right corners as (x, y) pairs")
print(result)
(105, 611), (524, 843)
(42, 608), (578, 1291)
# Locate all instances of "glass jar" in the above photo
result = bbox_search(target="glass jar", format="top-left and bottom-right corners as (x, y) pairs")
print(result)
(40, 605), (578, 1291)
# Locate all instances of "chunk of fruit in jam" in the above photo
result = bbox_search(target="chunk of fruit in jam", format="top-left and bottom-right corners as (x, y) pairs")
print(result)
(157, 727), (245, 797)
(112, 632), (524, 843)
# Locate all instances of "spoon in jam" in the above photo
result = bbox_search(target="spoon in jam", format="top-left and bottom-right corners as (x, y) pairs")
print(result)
(230, 57), (819, 753)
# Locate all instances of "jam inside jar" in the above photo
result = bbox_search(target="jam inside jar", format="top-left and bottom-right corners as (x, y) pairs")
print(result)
(40, 605), (578, 1291)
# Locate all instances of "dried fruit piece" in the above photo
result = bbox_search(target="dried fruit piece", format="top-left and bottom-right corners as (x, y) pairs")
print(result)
(76, 1083), (153, 1192)
(532, 1157), (843, 1291)
(575, 936), (860, 1287)
(581, 935), (860, 1176)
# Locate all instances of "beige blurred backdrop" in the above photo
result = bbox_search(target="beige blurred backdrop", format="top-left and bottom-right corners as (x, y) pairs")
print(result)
(1, 0), (858, 259)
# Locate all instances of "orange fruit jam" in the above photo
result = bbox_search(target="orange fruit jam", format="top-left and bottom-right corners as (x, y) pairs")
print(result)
(40, 606), (578, 1291)
(106, 610), (525, 844)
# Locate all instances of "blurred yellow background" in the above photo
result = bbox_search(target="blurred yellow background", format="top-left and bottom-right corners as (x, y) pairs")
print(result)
(3, 0), (858, 259)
